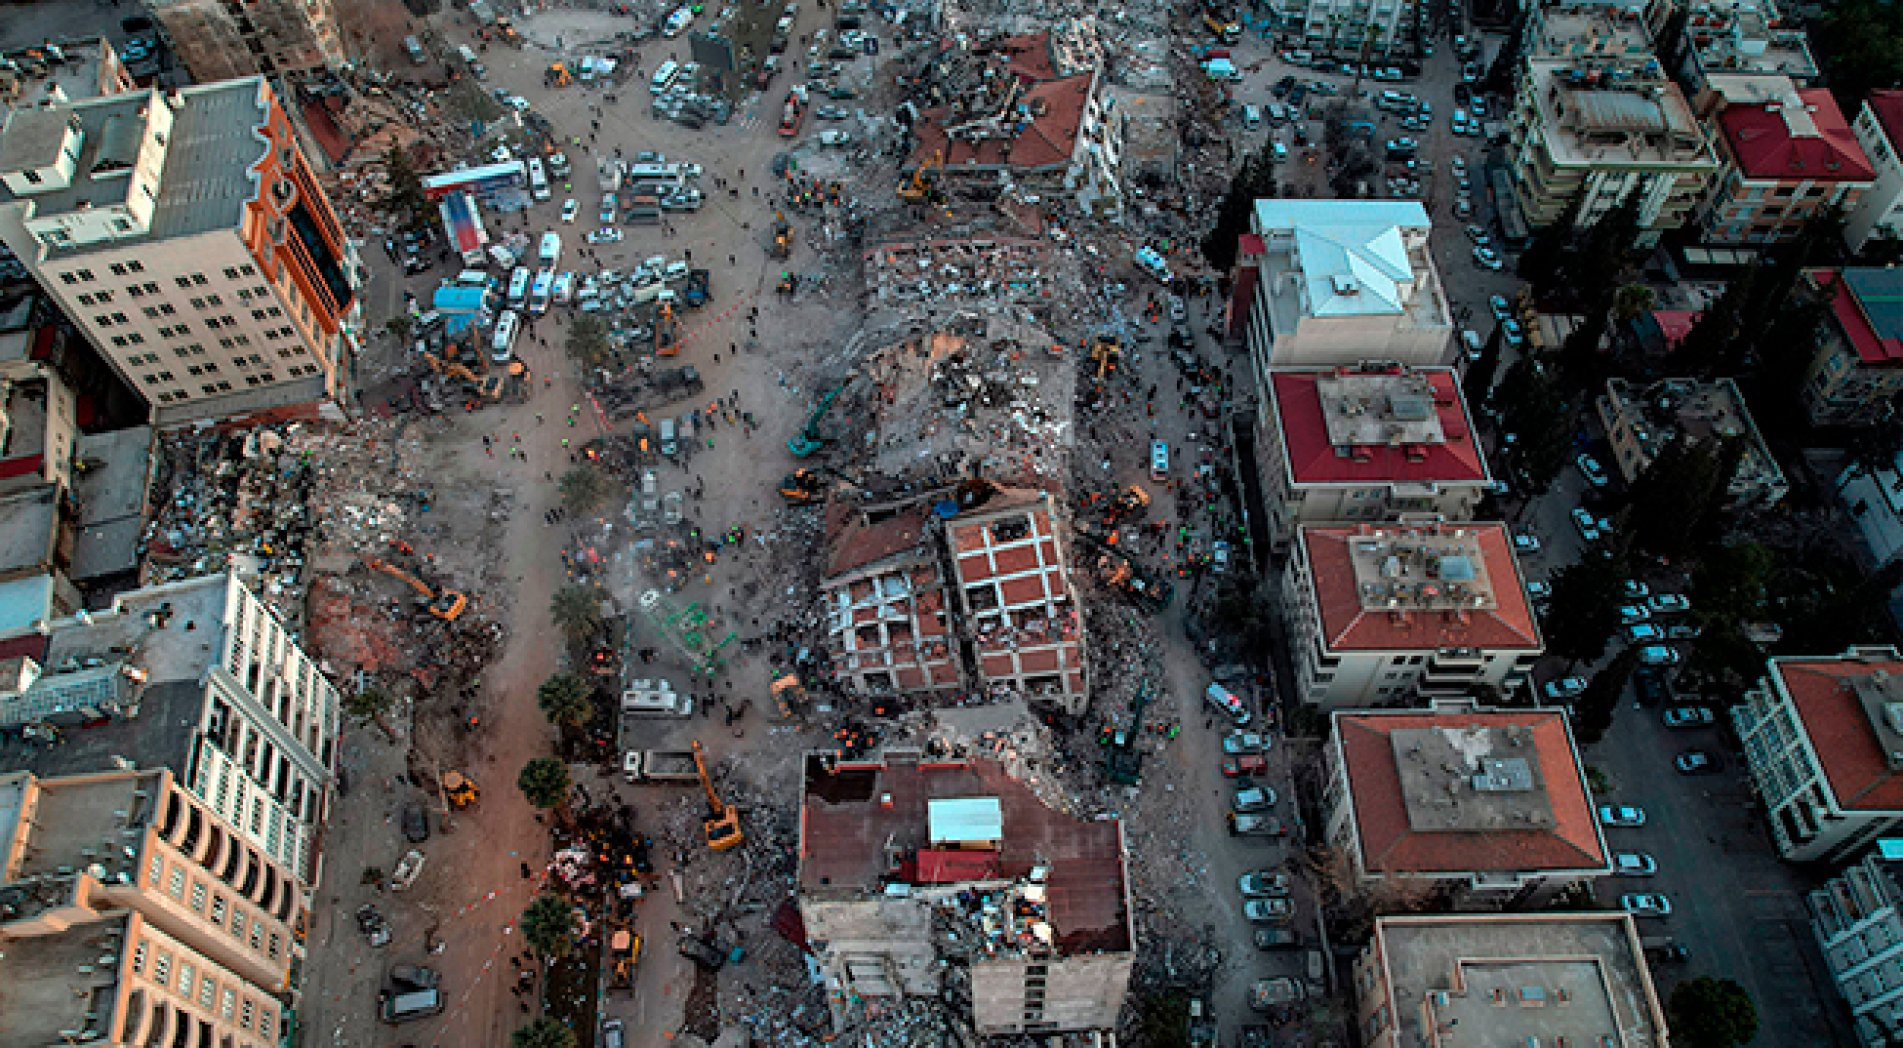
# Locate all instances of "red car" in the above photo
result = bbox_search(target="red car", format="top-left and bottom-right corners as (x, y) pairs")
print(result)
(1223, 753), (1267, 777)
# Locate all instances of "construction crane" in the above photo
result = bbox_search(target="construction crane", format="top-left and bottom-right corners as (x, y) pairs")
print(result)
(1103, 680), (1154, 785)
(363, 557), (469, 622)
(654, 301), (682, 357)
(691, 740), (745, 850)
(898, 148), (943, 203)
(786, 381), (847, 457)
(769, 211), (793, 259)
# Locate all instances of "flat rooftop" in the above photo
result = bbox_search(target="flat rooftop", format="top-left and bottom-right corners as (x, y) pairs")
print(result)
(3, 768), (161, 880)
(1602, 377), (1783, 488)
(70, 426), (152, 582)
(1337, 708), (1606, 876)
(1270, 366), (1489, 487)
(1300, 522), (1540, 653)
(0, 482), (57, 574)
(0, 911), (130, 1045)
(0, 372), (51, 469)
(1523, 59), (1715, 169)
(1373, 914), (1666, 1048)
(799, 752), (1130, 955)
(1685, 1), (1818, 80)
(0, 38), (129, 118)
(1525, 3), (1654, 61)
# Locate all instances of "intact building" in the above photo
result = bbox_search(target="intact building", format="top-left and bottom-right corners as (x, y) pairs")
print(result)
(0, 78), (362, 425)
(0, 571), (341, 892)
(1673, 0), (1818, 96)
(1803, 268), (1903, 427)
(796, 751), (1133, 1038)
(946, 488), (1088, 714)
(1274, 0), (1412, 58)
(1846, 92), (1903, 253)
(1239, 199), (1453, 376)
(1732, 647), (1903, 864)
(1258, 364), (1492, 547)
(1352, 913), (1670, 1048)
(1595, 377), (1788, 507)
(0, 767), (303, 992)
(1704, 84), (1873, 245)
(1280, 520), (1542, 707)
(1324, 702), (1611, 906)
(0, 38), (137, 118)
(148, 0), (346, 82)
(1809, 842), (1903, 1047)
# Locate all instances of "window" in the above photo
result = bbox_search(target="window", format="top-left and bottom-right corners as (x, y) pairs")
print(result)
(245, 375), (261, 387)
(127, 260), (143, 273)
(110, 262), (128, 276)
(233, 334), (250, 346)
(205, 317), (222, 330)
(211, 894), (227, 925)
(207, 294), (223, 307)
(177, 962), (194, 999)
(115, 337), (131, 349)
(131, 939), (147, 974)
(223, 267), (241, 280)
(148, 853), (163, 886)
(126, 332), (144, 345)
(241, 998), (255, 1030)
(240, 264), (255, 276)
(75, 268), (94, 281)
(76, 293), (94, 306)
(230, 911), (245, 940)
(95, 314), (115, 328)
(201, 383), (217, 394)
(129, 285), (147, 299)
(216, 380), (232, 392)
(199, 975), (216, 1008)
(168, 867), (185, 897)
(267, 932), (281, 958)
(221, 988), (235, 1020)
(175, 276), (194, 290)
(111, 312), (127, 324)
(59, 272), (77, 285)
(249, 920), (264, 950)
(152, 949), (171, 985)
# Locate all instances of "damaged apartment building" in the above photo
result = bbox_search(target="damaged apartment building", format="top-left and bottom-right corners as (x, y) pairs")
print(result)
(820, 483), (1089, 714)
(796, 750), (1134, 1038)
(902, 25), (1127, 217)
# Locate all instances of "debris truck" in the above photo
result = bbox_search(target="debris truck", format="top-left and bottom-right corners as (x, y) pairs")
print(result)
(621, 749), (701, 783)
(608, 926), (641, 990)
(1249, 977), (1307, 1011)
(621, 678), (693, 717)
(769, 211), (793, 258)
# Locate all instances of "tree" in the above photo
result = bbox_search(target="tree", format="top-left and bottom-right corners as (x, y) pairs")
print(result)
(1493, 360), (1572, 496)
(536, 673), (593, 729)
(1571, 648), (1636, 744)
(342, 687), (393, 723)
(565, 314), (611, 369)
(1668, 977), (1759, 1048)
(1676, 266), (1756, 377)
(1465, 324), (1504, 421)
(1201, 145), (1279, 272)
(520, 893), (579, 959)
(549, 584), (602, 645)
(1610, 283), (1656, 324)
(1542, 557), (1625, 666)
(1623, 435), (1736, 559)
(517, 757), (571, 810)
(559, 466), (609, 515)
(512, 1019), (577, 1048)
(1815, 0), (1903, 110)
(376, 147), (432, 237)
(1517, 190), (1584, 298)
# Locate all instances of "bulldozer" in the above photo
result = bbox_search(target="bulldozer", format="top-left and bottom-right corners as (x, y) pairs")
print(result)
(545, 62), (573, 88)
(364, 557), (469, 622)
(608, 925), (641, 990)
(692, 740), (744, 851)
(778, 468), (828, 504)
(769, 211), (793, 259)
(654, 301), (682, 357)
(897, 148), (943, 204)
(441, 771), (480, 809)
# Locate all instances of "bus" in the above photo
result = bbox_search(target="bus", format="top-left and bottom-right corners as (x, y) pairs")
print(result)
(492, 309), (520, 363)
(538, 231), (562, 271)
(650, 60), (680, 95)
(624, 163), (678, 185)
(528, 271), (554, 315)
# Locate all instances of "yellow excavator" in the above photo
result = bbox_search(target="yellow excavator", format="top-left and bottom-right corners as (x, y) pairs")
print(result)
(898, 148), (943, 203)
(654, 301), (681, 357)
(692, 740), (744, 851)
(364, 557), (469, 622)
(422, 350), (481, 385)
(441, 770), (480, 809)
(769, 211), (793, 259)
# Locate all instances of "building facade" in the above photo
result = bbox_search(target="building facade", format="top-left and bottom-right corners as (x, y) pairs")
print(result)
(1324, 702), (1610, 906)
(0, 571), (341, 891)
(0, 766), (302, 992)
(1809, 843), (1903, 1047)
(1279, 520), (1542, 707)
(1804, 268), (1903, 427)
(1732, 647), (1903, 864)
(148, 0), (345, 82)
(946, 489), (1089, 714)
(1257, 364), (1491, 547)
(1845, 92), (1903, 252)
(0, 78), (361, 425)
(797, 751), (1133, 1037)
(1704, 85), (1873, 245)
(1275, 0), (1412, 59)
(819, 505), (964, 700)
(1595, 377), (1788, 506)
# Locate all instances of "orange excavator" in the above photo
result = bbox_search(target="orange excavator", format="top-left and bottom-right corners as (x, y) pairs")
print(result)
(692, 740), (744, 851)
(898, 148), (943, 204)
(654, 301), (682, 357)
(364, 557), (469, 622)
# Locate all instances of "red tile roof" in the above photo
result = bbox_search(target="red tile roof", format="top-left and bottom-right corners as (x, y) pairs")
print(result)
(1650, 310), (1701, 351)
(1269, 369), (1488, 486)
(997, 33), (1056, 82)
(1301, 525), (1540, 653)
(799, 754), (1130, 953)
(909, 73), (1091, 175)
(1866, 90), (1903, 154)
(1776, 656), (1903, 812)
(1816, 269), (1903, 366)
(1338, 710), (1605, 875)
(824, 504), (931, 578)
(1719, 89), (1874, 182)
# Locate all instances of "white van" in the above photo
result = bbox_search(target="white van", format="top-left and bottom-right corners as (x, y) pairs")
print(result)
(1242, 104), (1262, 130)
(538, 231), (562, 270)
(1149, 440), (1170, 481)
(621, 679), (692, 716)
(1273, 141), (1290, 162)
(491, 309), (520, 362)
(528, 271), (554, 315)
(552, 272), (575, 305)
(650, 60), (680, 94)
(487, 244), (515, 270)
(527, 158), (551, 201)
(1205, 683), (1252, 727)
(454, 269), (489, 288)
(1460, 329), (1484, 360)
(506, 266), (531, 306)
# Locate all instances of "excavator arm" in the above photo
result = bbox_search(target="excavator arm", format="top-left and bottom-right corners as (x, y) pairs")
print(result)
(690, 740), (744, 850)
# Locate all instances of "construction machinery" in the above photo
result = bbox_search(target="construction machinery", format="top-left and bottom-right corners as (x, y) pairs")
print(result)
(778, 468), (829, 503)
(654, 301), (681, 357)
(1089, 335), (1122, 383)
(770, 672), (809, 717)
(364, 557), (469, 621)
(787, 381), (847, 457)
(545, 62), (573, 87)
(769, 211), (793, 259)
(441, 770), (480, 809)
(608, 925), (641, 990)
(898, 148), (943, 203)
(691, 740), (745, 850)
(1103, 680), (1154, 785)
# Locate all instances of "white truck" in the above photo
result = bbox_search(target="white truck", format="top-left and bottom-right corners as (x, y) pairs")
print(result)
(621, 749), (700, 783)
(597, 156), (623, 194)
(621, 678), (693, 717)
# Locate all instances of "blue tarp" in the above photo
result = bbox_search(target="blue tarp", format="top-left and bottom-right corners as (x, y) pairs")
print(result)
(432, 286), (488, 337)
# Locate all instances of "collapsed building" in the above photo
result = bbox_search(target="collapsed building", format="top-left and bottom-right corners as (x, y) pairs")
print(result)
(796, 750), (1133, 1038)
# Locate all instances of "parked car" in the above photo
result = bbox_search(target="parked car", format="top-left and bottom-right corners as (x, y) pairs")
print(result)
(818, 129), (852, 146)
(1472, 245), (1503, 270)
(1243, 898), (1294, 923)
(1501, 318), (1525, 347)
(1647, 594), (1691, 614)
(1613, 852), (1657, 877)
(1667, 624), (1704, 640)
(586, 227), (624, 244)
(1513, 532), (1541, 553)
(1622, 893), (1673, 918)
(389, 965), (440, 990)
(816, 104), (849, 120)
(1639, 645), (1682, 666)
(1576, 454), (1611, 488)
(1223, 753), (1267, 777)
(1619, 605), (1652, 625)
(1239, 871), (1292, 897)
(401, 804), (430, 843)
(1599, 804), (1647, 827)
(1254, 927), (1301, 949)
(1527, 580), (1552, 600)
(1662, 706), (1714, 728)
(1626, 623), (1665, 643)
(1223, 732), (1269, 755)
(1633, 667), (1672, 706)
(1622, 580), (1651, 599)
(1571, 507), (1602, 542)
(1232, 786), (1276, 812)
(1675, 749), (1722, 774)
(1229, 812), (1289, 837)
(560, 198), (580, 223)
(1542, 676), (1588, 701)
(1489, 294), (1512, 322)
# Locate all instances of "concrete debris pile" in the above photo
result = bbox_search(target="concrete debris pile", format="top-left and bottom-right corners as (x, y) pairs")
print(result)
(864, 236), (1058, 311)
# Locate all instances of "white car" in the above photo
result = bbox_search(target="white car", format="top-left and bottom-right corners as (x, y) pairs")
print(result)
(1472, 245), (1504, 271)
(1662, 706), (1715, 728)
(586, 227), (624, 244)
(1613, 852), (1657, 877)
(1570, 507), (1601, 542)
(1541, 677), (1587, 701)
(560, 199), (580, 223)
(1638, 645), (1682, 666)
(1576, 453), (1611, 488)
(1625, 623), (1665, 643)
(1598, 804), (1646, 828)
(1621, 893), (1672, 918)
(1647, 594), (1691, 615)
(1618, 605), (1651, 625)
(818, 129), (852, 146)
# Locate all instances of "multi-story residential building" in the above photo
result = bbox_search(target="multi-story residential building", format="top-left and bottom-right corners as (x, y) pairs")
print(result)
(1846, 92), (1903, 253)
(0, 78), (362, 425)
(1595, 377), (1788, 506)
(1674, 0), (1818, 97)
(147, 0), (345, 82)
(0, 570), (340, 891)
(1704, 85), (1873, 245)
(1809, 842), (1903, 1047)
(1237, 200), (1453, 379)
(0, 359), (79, 497)
(946, 488), (1088, 713)
(1324, 701), (1610, 906)
(797, 750), (1133, 1038)
(1280, 520), (1542, 707)
(1257, 363), (1491, 547)
(1351, 913), (1671, 1048)
(1508, 57), (1719, 246)
(819, 503), (964, 700)
(1732, 647), (1903, 864)
(1521, 0), (1654, 64)
(0, 767), (302, 992)
(0, 908), (284, 1047)
(0, 37), (137, 118)
(1803, 268), (1903, 427)
(1275, 0), (1412, 59)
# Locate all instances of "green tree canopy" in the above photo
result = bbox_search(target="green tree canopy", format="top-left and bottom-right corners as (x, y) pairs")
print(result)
(549, 584), (602, 645)
(520, 893), (579, 959)
(1571, 648), (1637, 745)
(1668, 976), (1759, 1048)
(535, 673), (593, 729)
(1815, 0), (1903, 110)
(376, 146), (432, 236)
(512, 1018), (577, 1048)
(1493, 360), (1572, 496)
(565, 315), (611, 369)
(559, 466), (610, 516)
(1201, 144), (1279, 272)
(1542, 556), (1626, 666)
(342, 688), (393, 723)
(1623, 435), (1739, 559)
(516, 757), (571, 810)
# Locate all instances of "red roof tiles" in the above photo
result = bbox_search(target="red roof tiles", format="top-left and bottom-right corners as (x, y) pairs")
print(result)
(1301, 525), (1540, 653)
(1719, 89), (1873, 182)
(1269, 369), (1488, 486)
(1816, 269), (1903, 366)
(908, 74), (1091, 174)
(1338, 710), (1605, 876)
(1867, 90), (1903, 155)
(1777, 657), (1903, 812)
